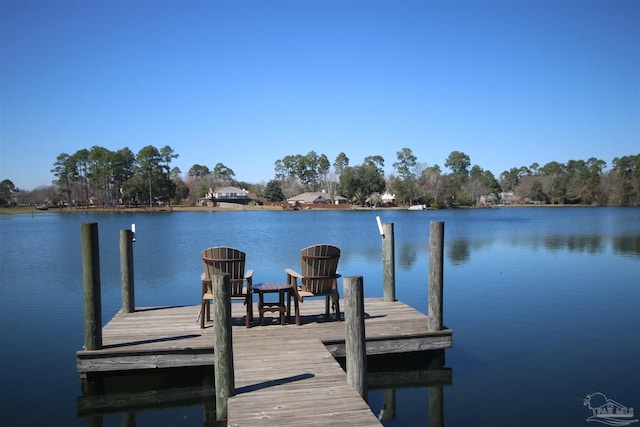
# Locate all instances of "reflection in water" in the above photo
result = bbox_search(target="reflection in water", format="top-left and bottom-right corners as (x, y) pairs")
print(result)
(443, 234), (638, 266)
(365, 351), (451, 427)
(397, 244), (418, 270)
(448, 240), (470, 265)
(613, 235), (640, 257)
(78, 367), (221, 427)
(543, 235), (604, 253)
(363, 233), (638, 270)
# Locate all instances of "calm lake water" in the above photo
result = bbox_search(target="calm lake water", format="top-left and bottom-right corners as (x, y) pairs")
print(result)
(1, 207), (638, 426)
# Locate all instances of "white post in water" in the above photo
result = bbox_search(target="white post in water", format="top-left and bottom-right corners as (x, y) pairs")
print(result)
(428, 221), (444, 331)
(376, 216), (396, 302)
(381, 222), (395, 302)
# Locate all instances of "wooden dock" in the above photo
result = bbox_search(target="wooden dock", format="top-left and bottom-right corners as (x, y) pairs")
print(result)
(77, 298), (452, 426)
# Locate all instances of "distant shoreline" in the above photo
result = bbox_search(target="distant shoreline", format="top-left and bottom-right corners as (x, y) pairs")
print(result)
(0, 203), (610, 215)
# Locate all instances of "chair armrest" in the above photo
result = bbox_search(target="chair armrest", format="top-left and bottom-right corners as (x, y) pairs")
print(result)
(285, 268), (302, 279)
(285, 268), (303, 301)
(201, 273), (212, 289)
(245, 269), (254, 279)
(201, 273), (211, 296)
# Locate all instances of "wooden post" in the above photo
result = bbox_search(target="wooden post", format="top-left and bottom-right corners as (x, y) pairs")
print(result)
(344, 276), (367, 399)
(428, 221), (444, 332)
(119, 229), (134, 313)
(213, 273), (234, 421)
(382, 222), (396, 302)
(81, 222), (102, 350)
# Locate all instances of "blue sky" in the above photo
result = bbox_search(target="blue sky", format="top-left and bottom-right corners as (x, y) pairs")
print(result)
(1, 0), (638, 190)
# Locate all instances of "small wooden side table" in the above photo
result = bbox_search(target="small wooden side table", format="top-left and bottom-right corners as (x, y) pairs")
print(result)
(254, 283), (292, 326)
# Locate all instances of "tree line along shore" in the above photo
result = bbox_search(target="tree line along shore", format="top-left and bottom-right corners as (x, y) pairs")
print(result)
(1, 147), (639, 209)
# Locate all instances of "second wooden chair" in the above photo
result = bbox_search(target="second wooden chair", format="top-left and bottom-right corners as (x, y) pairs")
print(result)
(285, 244), (341, 325)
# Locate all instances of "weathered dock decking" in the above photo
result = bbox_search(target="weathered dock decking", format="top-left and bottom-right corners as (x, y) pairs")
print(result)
(77, 298), (452, 426)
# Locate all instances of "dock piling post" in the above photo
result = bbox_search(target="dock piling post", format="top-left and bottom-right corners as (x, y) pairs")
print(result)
(213, 273), (234, 421)
(344, 275), (367, 399)
(119, 229), (135, 313)
(428, 221), (445, 332)
(81, 222), (102, 350)
(382, 222), (396, 302)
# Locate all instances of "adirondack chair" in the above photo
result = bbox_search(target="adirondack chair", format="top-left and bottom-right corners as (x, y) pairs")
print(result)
(200, 246), (253, 328)
(285, 244), (341, 325)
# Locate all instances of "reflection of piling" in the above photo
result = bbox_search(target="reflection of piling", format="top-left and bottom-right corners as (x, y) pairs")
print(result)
(122, 412), (135, 427)
(81, 222), (102, 351)
(85, 415), (101, 427)
(428, 221), (444, 332)
(428, 387), (445, 426)
(213, 273), (234, 422)
(381, 389), (396, 421)
(119, 229), (135, 313)
(428, 351), (445, 427)
(203, 373), (216, 427)
(382, 223), (396, 302)
(344, 276), (367, 399)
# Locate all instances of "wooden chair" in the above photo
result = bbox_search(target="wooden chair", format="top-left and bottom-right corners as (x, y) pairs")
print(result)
(285, 244), (341, 325)
(200, 247), (253, 328)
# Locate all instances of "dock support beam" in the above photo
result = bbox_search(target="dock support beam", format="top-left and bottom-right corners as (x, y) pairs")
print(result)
(81, 222), (102, 351)
(382, 222), (396, 302)
(119, 229), (135, 313)
(344, 275), (367, 399)
(213, 273), (234, 422)
(428, 221), (444, 332)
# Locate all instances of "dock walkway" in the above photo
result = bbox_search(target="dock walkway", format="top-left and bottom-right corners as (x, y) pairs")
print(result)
(77, 298), (452, 426)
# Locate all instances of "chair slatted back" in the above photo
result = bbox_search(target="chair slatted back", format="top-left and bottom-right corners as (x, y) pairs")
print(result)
(201, 247), (247, 296)
(300, 244), (340, 295)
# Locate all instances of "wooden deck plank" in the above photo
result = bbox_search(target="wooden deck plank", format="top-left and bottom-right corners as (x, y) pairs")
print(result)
(77, 298), (452, 426)
(228, 336), (379, 426)
(77, 299), (451, 356)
